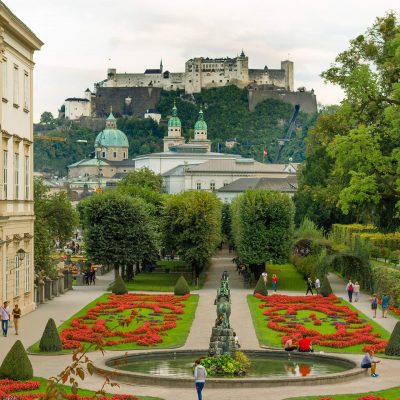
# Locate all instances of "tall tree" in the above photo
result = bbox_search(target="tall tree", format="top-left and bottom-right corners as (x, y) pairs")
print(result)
(162, 191), (221, 279)
(78, 192), (158, 277)
(231, 190), (294, 278)
(295, 12), (400, 231)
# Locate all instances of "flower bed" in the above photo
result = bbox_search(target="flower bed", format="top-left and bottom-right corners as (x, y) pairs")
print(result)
(0, 378), (139, 400)
(60, 293), (190, 350)
(254, 293), (387, 353)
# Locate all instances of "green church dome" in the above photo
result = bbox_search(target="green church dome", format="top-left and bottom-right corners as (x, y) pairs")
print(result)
(194, 108), (207, 130)
(95, 112), (129, 148)
(168, 102), (182, 128)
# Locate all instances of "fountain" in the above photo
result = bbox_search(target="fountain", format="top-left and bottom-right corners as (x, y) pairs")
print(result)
(94, 271), (362, 388)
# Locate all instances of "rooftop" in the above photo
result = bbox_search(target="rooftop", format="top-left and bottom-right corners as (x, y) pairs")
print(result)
(217, 176), (298, 193)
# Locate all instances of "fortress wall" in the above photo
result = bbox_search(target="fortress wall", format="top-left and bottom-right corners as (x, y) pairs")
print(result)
(248, 87), (317, 114)
(93, 87), (162, 118)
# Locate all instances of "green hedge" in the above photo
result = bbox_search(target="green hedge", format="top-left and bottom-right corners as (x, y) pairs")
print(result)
(357, 232), (400, 252)
(332, 224), (376, 247)
(371, 264), (400, 307)
(290, 253), (319, 279)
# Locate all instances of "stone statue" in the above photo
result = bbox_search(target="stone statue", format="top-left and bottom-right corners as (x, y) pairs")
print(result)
(209, 272), (236, 357)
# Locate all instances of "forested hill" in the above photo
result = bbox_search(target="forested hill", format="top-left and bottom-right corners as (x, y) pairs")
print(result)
(34, 86), (317, 176)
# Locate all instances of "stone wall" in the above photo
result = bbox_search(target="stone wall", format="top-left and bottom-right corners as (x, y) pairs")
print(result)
(93, 87), (162, 118)
(248, 86), (317, 114)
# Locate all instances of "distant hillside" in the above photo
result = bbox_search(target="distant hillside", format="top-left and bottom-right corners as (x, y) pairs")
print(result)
(34, 86), (317, 176)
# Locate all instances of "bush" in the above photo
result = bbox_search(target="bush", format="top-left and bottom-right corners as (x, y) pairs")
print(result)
(291, 253), (319, 279)
(111, 274), (128, 295)
(0, 340), (33, 379)
(295, 217), (324, 240)
(201, 352), (250, 376)
(385, 321), (400, 356)
(253, 275), (268, 296)
(39, 318), (62, 352)
(174, 275), (190, 295)
(320, 276), (333, 297)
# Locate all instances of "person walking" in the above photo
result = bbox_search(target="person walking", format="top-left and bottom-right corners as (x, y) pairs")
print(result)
(381, 293), (389, 318)
(194, 359), (207, 400)
(0, 301), (10, 337)
(315, 277), (321, 295)
(371, 294), (378, 318)
(346, 280), (354, 302)
(12, 304), (21, 335)
(271, 274), (278, 292)
(306, 278), (314, 295)
(361, 349), (381, 377)
(354, 282), (360, 302)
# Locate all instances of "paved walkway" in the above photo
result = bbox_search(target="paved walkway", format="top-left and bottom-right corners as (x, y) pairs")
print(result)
(3, 257), (399, 400)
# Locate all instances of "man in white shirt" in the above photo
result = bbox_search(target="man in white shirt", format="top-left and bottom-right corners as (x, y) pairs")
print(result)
(315, 278), (321, 294)
(0, 301), (10, 337)
(194, 359), (207, 400)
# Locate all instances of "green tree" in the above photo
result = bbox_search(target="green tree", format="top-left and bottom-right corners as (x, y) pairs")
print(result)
(296, 13), (400, 231)
(40, 111), (55, 124)
(162, 191), (221, 279)
(231, 190), (294, 278)
(118, 168), (162, 192)
(78, 191), (158, 278)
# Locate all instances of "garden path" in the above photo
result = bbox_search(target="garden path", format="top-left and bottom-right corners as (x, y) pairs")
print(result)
(184, 251), (260, 350)
(328, 272), (398, 333)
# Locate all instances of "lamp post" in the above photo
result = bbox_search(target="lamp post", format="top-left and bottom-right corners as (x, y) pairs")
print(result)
(17, 248), (26, 261)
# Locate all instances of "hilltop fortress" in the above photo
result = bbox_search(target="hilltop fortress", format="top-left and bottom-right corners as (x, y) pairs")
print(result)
(64, 51), (317, 120)
(97, 51), (294, 93)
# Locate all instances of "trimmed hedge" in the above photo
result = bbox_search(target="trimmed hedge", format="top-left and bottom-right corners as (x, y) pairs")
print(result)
(332, 224), (376, 247)
(39, 318), (62, 352)
(357, 232), (400, 252)
(371, 265), (400, 307)
(385, 322), (400, 356)
(0, 340), (33, 379)
(112, 275), (128, 295)
(320, 276), (333, 297)
(254, 275), (268, 296)
(174, 275), (190, 295)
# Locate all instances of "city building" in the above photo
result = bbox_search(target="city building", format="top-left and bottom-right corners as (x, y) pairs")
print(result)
(216, 176), (298, 203)
(0, 1), (43, 313)
(68, 112), (135, 181)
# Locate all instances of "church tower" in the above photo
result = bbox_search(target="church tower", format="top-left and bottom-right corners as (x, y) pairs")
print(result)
(163, 101), (185, 152)
(190, 107), (211, 152)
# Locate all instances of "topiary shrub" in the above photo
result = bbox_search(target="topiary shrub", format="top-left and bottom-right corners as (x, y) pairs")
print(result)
(385, 321), (400, 356)
(253, 275), (268, 296)
(0, 340), (33, 379)
(111, 274), (128, 295)
(174, 275), (190, 295)
(39, 318), (62, 352)
(320, 275), (333, 297)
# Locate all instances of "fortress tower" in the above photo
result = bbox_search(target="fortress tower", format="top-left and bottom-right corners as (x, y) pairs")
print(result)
(189, 107), (211, 152)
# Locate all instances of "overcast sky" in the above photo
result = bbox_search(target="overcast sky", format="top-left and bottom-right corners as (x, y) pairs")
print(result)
(6, 0), (400, 121)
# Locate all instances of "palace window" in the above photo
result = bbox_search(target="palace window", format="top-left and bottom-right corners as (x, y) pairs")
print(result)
(113, 151), (117, 158)
(3, 150), (8, 199)
(24, 253), (30, 293)
(13, 64), (19, 105)
(23, 71), (29, 110)
(14, 153), (19, 199)
(196, 182), (202, 190)
(223, 181), (228, 187)
(2, 57), (7, 99)
(25, 155), (29, 200)
(210, 182), (216, 191)
(15, 255), (19, 296)
(102, 151), (106, 158)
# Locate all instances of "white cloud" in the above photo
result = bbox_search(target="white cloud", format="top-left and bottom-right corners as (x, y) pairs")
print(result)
(5, 0), (399, 120)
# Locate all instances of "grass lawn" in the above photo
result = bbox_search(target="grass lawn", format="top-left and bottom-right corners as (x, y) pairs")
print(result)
(28, 293), (198, 353)
(11, 376), (161, 400)
(285, 385), (400, 399)
(124, 272), (205, 292)
(248, 294), (390, 354)
(266, 263), (306, 292)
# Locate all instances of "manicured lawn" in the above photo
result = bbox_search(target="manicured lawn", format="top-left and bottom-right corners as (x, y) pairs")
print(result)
(248, 294), (390, 354)
(124, 272), (205, 292)
(28, 293), (198, 353)
(10, 376), (162, 399)
(285, 386), (400, 400)
(265, 263), (306, 292)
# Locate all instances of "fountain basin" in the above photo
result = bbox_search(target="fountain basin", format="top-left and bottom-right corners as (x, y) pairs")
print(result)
(94, 350), (365, 388)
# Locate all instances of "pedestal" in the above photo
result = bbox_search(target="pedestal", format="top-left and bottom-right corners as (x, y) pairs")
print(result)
(58, 275), (64, 294)
(209, 327), (236, 357)
(52, 279), (59, 297)
(38, 282), (45, 304)
(75, 274), (84, 286)
(44, 278), (53, 300)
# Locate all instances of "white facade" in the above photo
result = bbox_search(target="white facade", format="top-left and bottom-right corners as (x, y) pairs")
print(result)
(144, 110), (161, 124)
(64, 97), (91, 120)
(0, 2), (43, 313)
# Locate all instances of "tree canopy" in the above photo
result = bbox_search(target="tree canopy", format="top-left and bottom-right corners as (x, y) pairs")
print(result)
(295, 12), (400, 231)
(231, 189), (295, 265)
(162, 191), (222, 278)
(78, 191), (158, 275)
